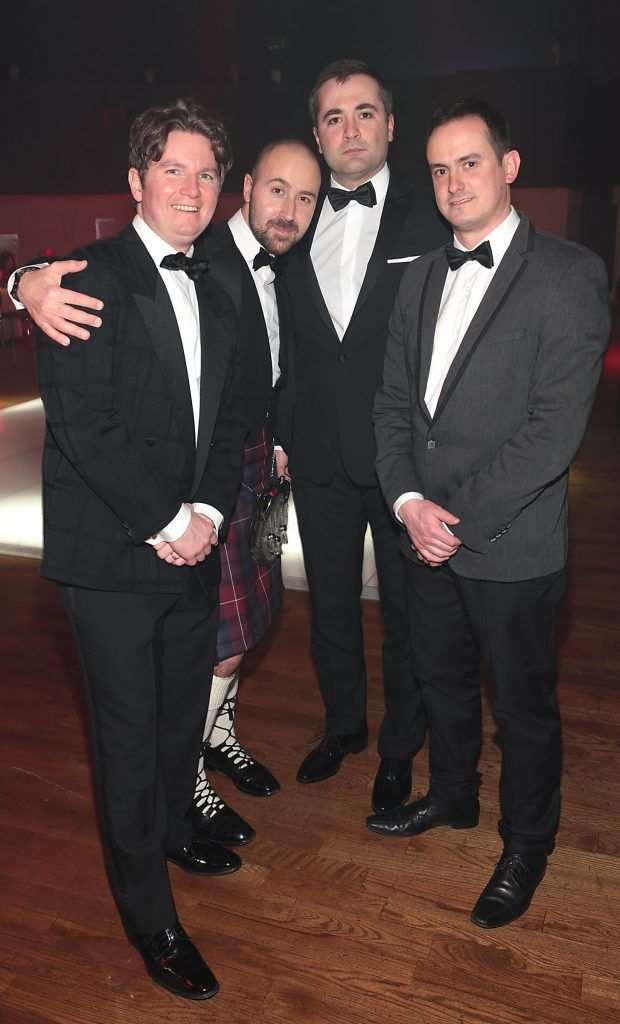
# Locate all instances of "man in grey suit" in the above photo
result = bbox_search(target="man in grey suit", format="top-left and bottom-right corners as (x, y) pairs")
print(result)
(368, 97), (610, 929)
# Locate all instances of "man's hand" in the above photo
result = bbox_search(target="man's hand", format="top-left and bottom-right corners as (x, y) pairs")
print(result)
(275, 449), (291, 483)
(18, 260), (104, 346)
(153, 541), (187, 566)
(169, 511), (218, 565)
(399, 498), (461, 567)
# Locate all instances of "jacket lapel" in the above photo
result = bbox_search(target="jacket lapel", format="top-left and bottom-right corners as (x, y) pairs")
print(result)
(346, 184), (407, 331)
(126, 228), (195, 457)
(191, 276), (235, 494)
(417, 253), (449, 426)
(431, 216), (534, 422)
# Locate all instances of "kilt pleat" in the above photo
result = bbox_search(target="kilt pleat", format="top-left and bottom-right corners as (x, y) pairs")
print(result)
(216, 429), (284, 661)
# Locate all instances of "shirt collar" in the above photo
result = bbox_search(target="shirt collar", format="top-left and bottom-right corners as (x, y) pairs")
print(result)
(132, 213), (195, 266)
(453, 206), (520, 265)
(228, 207), (267, 264)
(329, 161), (390, 204)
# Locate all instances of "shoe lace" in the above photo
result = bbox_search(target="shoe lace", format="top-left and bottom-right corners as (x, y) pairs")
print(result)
(194, 774), (226, 817)
(215, 737), (256, 770)
(497, 854), (529, 887)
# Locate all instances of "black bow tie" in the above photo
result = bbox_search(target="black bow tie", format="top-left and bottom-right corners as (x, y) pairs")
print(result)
(252, 248), (277, 272)
(445, 240), (494, 271)
(327, 180), (377, 212)
(160, 252), (210, 280)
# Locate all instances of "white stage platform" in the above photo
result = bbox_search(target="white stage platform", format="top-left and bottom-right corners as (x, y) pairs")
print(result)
(0, 400), (380, 599)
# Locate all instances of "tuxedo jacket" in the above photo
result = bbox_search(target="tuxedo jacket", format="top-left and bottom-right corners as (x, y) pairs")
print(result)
(374, 214), (611, 582)
(197, 219), (292, 444)
(36, 224), (246, 593)
(278, 176), (450, 485)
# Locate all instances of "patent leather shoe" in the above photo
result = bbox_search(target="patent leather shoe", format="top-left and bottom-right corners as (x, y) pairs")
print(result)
(471, 851), (547, 929)
(191, 780), (255, 846)
(296, 729), (369, 784)
(133, 922), (218, 1000)
(372, 757), (412, 813)
(366, 791), (480, 837)
(167, 836), (241, 876)
(201, 740), (280, 797)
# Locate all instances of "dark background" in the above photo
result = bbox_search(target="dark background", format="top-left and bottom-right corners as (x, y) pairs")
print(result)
(2, 0), (619, 197)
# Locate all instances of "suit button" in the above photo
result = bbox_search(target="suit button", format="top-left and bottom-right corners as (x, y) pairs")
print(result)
(339, 353), (348, 363)
(145, 437), (156, 446)
(427, 439), (436, 450)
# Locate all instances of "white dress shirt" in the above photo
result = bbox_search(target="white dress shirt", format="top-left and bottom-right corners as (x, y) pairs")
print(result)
(132, 214), (223, 543)
(311, 163), (390, 340)
(228, 208), (281, 387)
(395, 207), (521, 517)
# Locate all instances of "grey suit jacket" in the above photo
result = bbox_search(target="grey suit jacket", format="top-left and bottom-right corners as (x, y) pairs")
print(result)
(374, 214), (611, 582)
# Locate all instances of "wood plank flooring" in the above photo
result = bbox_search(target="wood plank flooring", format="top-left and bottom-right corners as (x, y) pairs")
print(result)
(1, 338), (618, 1022)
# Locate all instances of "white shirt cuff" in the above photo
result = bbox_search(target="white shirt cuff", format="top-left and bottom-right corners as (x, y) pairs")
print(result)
(192, 503), (223, 535)
(145, 503), (192, 546)
(394, 492), (424, 522)
(6, 263), (47, 310)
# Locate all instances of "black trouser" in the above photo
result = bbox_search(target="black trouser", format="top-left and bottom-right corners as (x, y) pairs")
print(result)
(404, 560), (566, 855)
(293, 459), (426, 759)
(59, 569), (218, 933)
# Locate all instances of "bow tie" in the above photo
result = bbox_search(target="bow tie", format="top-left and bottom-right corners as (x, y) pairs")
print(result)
(445, 240), (494, 271)
(160, 252), (210, 280)
(252, 248), (277, 272)
(327, 180), (377, 212)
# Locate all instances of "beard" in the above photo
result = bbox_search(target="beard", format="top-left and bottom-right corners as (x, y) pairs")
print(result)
(249, 214), (299, 255)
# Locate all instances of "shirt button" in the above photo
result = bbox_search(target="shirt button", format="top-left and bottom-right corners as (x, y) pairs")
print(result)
(427, 439), (436, 450)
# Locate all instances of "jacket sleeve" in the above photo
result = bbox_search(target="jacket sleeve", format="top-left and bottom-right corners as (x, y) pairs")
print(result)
(36, 257), (185, 544)
(448, 250), (611, 553)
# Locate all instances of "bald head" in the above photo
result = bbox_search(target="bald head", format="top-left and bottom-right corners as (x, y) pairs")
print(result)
(242, 140), (321, 255)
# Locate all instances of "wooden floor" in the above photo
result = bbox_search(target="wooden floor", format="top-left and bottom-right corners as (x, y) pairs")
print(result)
(1, 341), (619, 1022)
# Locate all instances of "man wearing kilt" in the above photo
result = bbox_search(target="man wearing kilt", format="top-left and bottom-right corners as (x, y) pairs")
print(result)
(13, 139), (322, 846)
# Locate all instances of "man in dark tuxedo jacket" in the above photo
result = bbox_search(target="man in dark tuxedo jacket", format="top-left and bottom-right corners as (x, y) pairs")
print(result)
(35, 99), (248, 999)
(277, 60), (450, 812)
(368, 98), (610, 928)
(13, 140), (322, 849)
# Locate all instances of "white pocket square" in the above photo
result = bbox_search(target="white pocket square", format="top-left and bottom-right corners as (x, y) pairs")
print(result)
(387, 255), (420, 264)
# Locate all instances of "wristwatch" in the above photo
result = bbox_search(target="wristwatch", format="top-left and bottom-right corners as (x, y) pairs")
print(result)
(10, 265), (41, 303)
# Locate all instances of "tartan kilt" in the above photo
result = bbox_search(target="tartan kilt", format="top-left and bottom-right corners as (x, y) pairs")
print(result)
(216, 429), (284, 661)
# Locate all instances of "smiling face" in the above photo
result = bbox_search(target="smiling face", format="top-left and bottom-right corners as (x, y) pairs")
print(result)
(128, 130), (221, 252)
(242, 142), (321, 255)
(312, 73), (394, 189)
(427, 115), (520, 248)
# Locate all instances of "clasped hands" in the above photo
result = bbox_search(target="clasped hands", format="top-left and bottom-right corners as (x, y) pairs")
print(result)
(154, 511), (217, 567)
(398, 498), (461, 567)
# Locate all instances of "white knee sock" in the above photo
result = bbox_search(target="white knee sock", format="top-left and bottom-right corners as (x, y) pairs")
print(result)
(210, 670), (240, 749)
(201, 672), (236, 745)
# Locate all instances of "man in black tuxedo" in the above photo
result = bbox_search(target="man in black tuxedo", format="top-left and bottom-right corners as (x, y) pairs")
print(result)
(13, 140), (321, 849)
(277, 60), (450, 812)
(369, 98), (610, 928)
(35, 98), (247, 999)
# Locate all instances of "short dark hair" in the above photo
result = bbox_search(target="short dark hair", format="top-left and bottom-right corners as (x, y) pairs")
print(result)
(427, 97), (512, 162)
(308, 59), (393, 127)
(129, 97), (233, 184)
(251, 138), (319, 179)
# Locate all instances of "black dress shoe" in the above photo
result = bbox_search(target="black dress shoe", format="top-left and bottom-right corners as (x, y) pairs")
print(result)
(167, 836), (242, 876)
(470, 851), (547, 929)
(296, 730), (369, 784)
(201, 740), (280, 797)
(133, 923), (218, 1000)
(372, 757), (412, 813)
(366, 791), (480, 837)
(192, 777), (255, 846)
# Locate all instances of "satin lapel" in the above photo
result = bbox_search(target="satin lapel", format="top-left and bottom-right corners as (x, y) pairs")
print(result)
(199, 224), (244, 316)
(274, 276), (291, 383)
(347, 188), (404, 329)
(191, 278), (234, 494)
(298, 191), (341, 342)
(127, 233), (195, 457)
(418, 254), (449, 426)
(432, 243), (528, 423)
